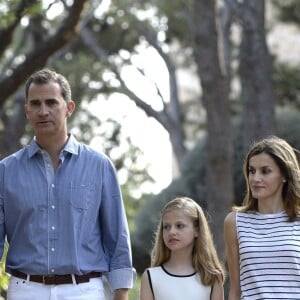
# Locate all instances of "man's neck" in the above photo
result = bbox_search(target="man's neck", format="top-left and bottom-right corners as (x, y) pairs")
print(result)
(35, 133), (69, 159)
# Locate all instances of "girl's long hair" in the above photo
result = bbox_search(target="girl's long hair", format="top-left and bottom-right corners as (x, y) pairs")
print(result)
(150, 197), (225, 286)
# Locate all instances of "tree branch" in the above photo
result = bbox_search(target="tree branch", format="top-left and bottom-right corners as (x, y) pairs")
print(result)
(0, 0), (89, 105)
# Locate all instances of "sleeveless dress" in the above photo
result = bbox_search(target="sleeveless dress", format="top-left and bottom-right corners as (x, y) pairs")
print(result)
(236, 211), (300, 299)
(147, 265), (211, 300)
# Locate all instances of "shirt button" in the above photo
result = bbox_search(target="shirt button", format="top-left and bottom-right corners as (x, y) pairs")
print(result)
(51, 205), (55, 209)
(51, 226), (55, 230)
(51, 184), (55, 188)
(51, 269), (55, 273)
(51, 248), (55, 252)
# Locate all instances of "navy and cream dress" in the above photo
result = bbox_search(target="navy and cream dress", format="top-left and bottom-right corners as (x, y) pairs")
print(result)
(237, 211), (300, 299)
(146, 265), (211, 300)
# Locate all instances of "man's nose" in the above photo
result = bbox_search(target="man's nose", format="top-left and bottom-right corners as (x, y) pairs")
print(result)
(38, 104), (49, 115)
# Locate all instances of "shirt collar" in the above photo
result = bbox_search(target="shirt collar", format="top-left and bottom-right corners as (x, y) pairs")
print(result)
(27, 133), (80, 158)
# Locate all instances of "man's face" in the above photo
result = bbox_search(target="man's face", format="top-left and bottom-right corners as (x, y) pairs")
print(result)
(24, 82), (74, 139)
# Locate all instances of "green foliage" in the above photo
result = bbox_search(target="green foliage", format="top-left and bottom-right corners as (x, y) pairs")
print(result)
(0, 1), (16, 28)
(129, 275), (141, 300)
(139, 0), (193, 45)
(273, 0), (300, 24)
(0, 1), (42, 28)
(0, 243), (9, 298)
(273, 63), (300, 109)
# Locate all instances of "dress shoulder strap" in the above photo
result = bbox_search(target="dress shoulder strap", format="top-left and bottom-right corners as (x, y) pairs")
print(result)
(147, 268), (155, 299)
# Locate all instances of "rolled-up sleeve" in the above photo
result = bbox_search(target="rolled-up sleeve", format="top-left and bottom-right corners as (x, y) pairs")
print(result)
(106, 268), (136, 291)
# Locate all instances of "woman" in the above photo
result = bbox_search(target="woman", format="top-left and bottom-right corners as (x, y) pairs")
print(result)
(224, 135), (300, 299)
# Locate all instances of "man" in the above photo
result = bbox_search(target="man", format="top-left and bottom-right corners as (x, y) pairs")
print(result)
(0, 68), (135, 300)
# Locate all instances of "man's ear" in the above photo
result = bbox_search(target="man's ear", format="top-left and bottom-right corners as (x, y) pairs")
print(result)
(66, 100), (75, 117)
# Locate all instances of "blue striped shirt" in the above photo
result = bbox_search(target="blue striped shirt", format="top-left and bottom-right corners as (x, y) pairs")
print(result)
(0, 134), (134, 290)
(237, 211), (300, 299)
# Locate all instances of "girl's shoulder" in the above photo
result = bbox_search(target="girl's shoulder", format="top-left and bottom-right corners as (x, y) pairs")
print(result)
(145, 266), (163, 278)
(146, 266), (162, 272)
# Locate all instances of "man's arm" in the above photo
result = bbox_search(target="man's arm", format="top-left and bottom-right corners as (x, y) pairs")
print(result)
(101, 158), (135, 291)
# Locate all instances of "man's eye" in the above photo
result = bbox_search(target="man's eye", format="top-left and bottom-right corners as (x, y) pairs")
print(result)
(30, 101), (40, 107)
(47, 100), (57, 106)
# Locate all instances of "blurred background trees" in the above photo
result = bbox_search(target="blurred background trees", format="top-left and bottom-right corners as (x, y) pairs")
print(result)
(0, 0), (299, 298)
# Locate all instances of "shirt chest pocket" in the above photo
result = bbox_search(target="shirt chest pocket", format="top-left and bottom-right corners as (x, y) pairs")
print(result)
(69, 183), (98, 210)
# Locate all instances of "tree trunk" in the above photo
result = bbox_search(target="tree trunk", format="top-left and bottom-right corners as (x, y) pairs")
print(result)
(227, 0), (276, 152)
(191, 0), (234, 260)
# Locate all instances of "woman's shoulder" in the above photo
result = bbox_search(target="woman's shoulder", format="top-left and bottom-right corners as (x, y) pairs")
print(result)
(224, 211), (236, 225)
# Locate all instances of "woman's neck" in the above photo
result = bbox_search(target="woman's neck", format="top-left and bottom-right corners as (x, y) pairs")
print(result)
(257, 198), (284, 214)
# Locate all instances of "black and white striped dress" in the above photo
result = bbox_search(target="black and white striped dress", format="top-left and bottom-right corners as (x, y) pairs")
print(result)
(236, 211), (300, 299)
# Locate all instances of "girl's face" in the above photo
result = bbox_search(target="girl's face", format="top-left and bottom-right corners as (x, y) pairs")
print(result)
(248, 153), (286, 203)
(162, 208), (198, 253)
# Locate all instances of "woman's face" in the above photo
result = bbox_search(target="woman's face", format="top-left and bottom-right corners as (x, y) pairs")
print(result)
(248, 153), (286, 203)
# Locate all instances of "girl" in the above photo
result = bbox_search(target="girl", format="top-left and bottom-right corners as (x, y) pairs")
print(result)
(140, 197), (224, 300)
(224, 135), (300, 299)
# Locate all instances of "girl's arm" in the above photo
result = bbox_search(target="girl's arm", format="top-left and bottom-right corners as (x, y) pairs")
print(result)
(210, 277), (224, 300)
(114, 288), (129, 300)
(224, 211), (241, 300)
(139, 270), (154, 300)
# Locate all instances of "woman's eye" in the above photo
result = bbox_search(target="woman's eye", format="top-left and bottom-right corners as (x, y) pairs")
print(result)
(262, 168), (271, 175)
(248, 168), (255, 174)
